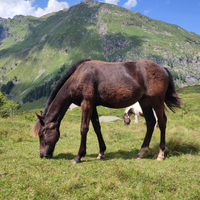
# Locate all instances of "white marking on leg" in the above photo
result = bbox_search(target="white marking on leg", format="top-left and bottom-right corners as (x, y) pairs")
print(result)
(97, 153), (105, 160)
(157, 148), (165, 161)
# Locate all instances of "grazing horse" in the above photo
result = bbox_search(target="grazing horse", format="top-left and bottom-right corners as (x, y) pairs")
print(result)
(123, 101), (158, 127)
(33, 59), (181, 163)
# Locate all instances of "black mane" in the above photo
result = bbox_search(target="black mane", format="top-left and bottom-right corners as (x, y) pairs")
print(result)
(43, 59), (90, 115)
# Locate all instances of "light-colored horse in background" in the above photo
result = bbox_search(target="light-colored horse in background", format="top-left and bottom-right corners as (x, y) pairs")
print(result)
(123, 102), (158, 127)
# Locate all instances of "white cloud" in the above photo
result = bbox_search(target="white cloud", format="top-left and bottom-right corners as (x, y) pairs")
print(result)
(0, 0), (35, 18)
(104, 0), (120, 5)
(144, 9), (150, 15)
(123, 0), (137, 9)
(0, 0), (69, 19)
(35, 0), (69, 17)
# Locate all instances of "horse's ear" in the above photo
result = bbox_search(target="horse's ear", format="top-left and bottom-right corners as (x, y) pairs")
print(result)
(35, 112), (45, 126)
(40, 111), (43, 116)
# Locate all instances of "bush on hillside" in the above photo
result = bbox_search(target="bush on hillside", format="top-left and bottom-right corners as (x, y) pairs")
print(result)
(0, 92), (19, 117)
(1, 81), (14, 94)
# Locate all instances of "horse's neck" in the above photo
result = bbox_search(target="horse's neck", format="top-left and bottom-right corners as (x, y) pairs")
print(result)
(125, 107), (130, 114)
(125, 103), (142, 117)
(45, 86), (72, 123)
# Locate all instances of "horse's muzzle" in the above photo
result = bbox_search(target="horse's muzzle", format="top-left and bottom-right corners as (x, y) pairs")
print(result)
(124, 119), (131, 126)
(40, 153), (52, 159)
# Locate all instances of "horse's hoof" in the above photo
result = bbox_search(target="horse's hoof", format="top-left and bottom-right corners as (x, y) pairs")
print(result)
(97, 153), (105, 160)
(136, 155), (142, 159)
(157, 156), (164, 161)
(71, 159), (80, 164)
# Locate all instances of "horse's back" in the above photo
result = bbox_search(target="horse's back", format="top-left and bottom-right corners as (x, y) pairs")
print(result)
(69, 59), (169, 108)
(68, 60), (144, 108)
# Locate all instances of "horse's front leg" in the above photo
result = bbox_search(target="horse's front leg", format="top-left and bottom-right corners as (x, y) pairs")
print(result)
(91, 107), (106, 160)
(72, 100), (93, 164)
(134, 114), (138, 123)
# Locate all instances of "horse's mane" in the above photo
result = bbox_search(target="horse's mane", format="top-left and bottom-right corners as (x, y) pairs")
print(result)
(43, 59), (91, 115)
(33, 120), (42, 136)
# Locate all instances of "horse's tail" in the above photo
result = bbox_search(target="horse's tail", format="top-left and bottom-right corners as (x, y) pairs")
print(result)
(44, 59), (90, 115)
(164, 68), (181, 112)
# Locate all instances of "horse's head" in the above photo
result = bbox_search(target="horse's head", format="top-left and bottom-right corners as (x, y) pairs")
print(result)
(33, 113), (60, 159)
(123, 113), (131, 126)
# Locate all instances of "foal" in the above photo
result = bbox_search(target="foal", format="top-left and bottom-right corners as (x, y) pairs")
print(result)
(33, 59), (181, 163)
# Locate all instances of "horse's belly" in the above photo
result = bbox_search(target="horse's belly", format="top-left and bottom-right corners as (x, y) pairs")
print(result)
(97, 84), (143, 108)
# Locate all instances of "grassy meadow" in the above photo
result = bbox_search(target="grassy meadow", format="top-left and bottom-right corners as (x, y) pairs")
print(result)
(0, 93), (200, 199)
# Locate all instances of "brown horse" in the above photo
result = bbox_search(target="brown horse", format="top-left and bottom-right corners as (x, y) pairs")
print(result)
(33, 59), (181, 163)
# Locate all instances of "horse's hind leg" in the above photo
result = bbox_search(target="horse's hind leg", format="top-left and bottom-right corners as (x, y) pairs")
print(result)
(137, 103), (156, 159)
(91, 107), (106, 160)
(149, 99), (167, 161)
(155, 109), (167, 161)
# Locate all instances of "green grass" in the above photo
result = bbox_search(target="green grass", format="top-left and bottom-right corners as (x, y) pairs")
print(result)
(1, 93), (200, 199)
(178, 85), (200, 94)
(18, 97), (47, 112)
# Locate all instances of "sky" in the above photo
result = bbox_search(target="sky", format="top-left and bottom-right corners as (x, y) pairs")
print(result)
(0, 0), (200, 35)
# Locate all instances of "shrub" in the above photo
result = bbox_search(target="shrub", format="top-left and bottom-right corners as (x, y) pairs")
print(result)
(0, 92), (19, 118)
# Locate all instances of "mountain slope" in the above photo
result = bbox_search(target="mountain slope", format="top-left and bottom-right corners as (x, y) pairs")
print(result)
(0, 0), (200, 109)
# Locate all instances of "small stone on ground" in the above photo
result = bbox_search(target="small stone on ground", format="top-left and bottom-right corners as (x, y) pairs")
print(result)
(99, 116), (122, 122)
